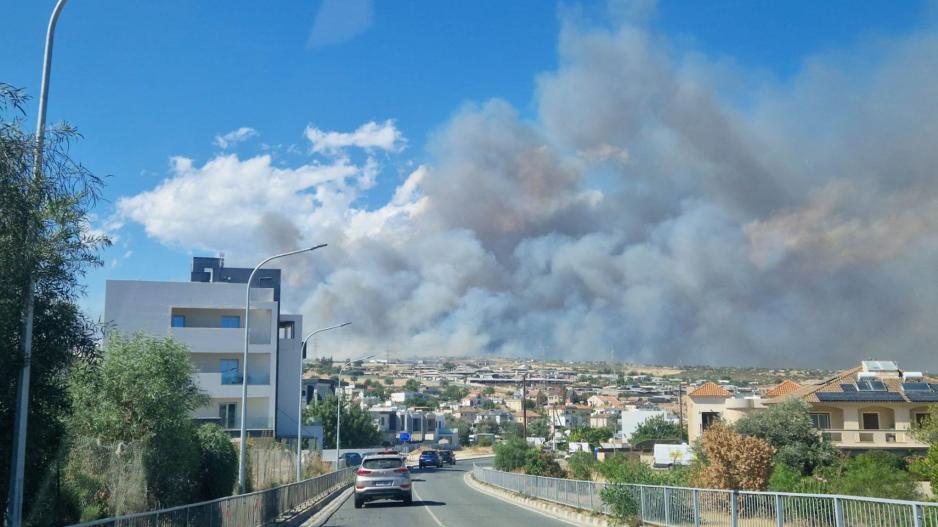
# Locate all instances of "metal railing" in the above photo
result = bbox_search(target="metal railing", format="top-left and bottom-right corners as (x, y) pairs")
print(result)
(473, 465), (938, 526)
(67, 467), (355, 527)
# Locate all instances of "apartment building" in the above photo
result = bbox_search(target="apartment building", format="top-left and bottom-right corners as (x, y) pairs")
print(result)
(687, 360), (935, 453)
(104, 257), (315, 443)
(369, 406), (458, 446)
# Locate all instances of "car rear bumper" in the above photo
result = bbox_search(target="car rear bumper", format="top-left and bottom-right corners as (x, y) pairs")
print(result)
(355, 487), (411, 500)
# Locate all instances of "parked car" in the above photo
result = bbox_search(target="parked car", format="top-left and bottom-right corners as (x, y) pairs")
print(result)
(418, 450), (443, 469)
(342, 452), (363, 468)
(354, 454), (412, 508)
(439, 450), (455, 465)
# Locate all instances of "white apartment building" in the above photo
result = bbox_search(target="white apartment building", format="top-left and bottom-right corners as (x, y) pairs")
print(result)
(104, 257), (316, 443)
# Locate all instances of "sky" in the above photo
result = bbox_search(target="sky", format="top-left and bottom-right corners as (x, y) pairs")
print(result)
(3, 0), (938, 368)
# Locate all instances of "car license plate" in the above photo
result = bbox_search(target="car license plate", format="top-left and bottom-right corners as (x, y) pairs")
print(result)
(374, 480), (393, 487)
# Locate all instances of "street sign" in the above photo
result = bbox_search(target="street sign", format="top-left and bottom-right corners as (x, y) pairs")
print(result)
(400, 432), (410, 442)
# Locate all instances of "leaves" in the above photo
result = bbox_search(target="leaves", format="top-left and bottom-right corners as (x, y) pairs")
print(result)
(692, 423), (775, 490)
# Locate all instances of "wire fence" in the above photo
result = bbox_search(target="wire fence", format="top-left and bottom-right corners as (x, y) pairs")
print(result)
(472, 465), (938, 527)
(67, 467), (355, 527)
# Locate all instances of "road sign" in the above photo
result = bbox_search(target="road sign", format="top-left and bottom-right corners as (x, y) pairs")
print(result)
(400, 432), (410, 442)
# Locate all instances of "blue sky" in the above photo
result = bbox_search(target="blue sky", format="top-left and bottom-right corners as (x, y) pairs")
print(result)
(4, 1), (938, 365)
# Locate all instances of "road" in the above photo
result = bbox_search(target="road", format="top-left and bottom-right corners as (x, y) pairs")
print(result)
(320, 458), (576, 527)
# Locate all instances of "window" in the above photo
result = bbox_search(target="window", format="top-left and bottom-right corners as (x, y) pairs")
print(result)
(221, 315), (240, 328)
(862, 412), (880, 430)
(362, 458), (403, 470)
(220, 359), (239, 385)
(809, 413), (831, 429)
(171, 315), (186, 327)
(279, 321), (295, 340)
(219, 403), (237, 429)
(915, 413), (929, 427)
(701, 411), (720, 430)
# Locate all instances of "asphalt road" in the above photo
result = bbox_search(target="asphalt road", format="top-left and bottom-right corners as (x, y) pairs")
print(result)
(320, 458), (576, 527)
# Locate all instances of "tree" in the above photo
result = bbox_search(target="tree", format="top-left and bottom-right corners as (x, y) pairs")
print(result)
(494, 437), (531, 472)
(567, 451), (597, 480)
(911, 404), (938, 495)
(305, 395), (382, 448)
(193, 424), (238, 500)
(823, 451), (920, 500)
(528, 418), (549, 438)
(692, 423), (775, 491)
(441, 384), (469, 402)
(404, 379), (422, 392)
(0, 84), (108, 519)
(455, 420), (472, 446)
(568, 426), (613, 448)
(483, 386), (495, 395)
(734, 398), (837, 475)
(629, 415), (686, 446)
(524, 450), (565, 478)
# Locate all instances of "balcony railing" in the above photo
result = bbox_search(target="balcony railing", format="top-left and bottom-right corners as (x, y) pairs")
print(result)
(820, 429), (927, 447)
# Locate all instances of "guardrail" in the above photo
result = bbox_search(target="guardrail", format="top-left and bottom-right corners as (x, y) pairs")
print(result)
(68, 467), (356, 527)
(473, 465), (938, 526)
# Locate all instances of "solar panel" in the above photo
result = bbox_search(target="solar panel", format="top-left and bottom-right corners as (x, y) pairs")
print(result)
(840, 384), (857, 392)
(817, 392), (904, 402)
(856, 380), (887, 391)
(902, 382), (931, 391)
(906, 392), (938, 402)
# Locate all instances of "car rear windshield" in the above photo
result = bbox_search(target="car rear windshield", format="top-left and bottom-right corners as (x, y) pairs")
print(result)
(362, 458), (403, 469)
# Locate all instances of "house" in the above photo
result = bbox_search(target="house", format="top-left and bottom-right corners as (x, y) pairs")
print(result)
(506, 398), (524, 412)
(620, 408), (671, 443)
(587, 394), (622, 409)
(461, 392), (484, 407)
(589, 408), (619, 429)
(686, 382), (766, 443)
(763, 360), (934, 453)
(104, 256), (319, 444)
(302, 375), (336, 404)
(475, 410), (514, 426)
(391, 391), (417, 404)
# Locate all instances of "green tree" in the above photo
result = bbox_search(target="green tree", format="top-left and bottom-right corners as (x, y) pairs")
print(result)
(524, 450), (565, 478)
(440, 384), (469, 402)
(305, 395), (381, 448)
(500, 421), (524, 439)
(483, 386), (496, 395)
(0, 84), (108, 519)
(734, 398), (837, 475)
(824, 451), (920, 500)
(528, 418), (550, 438)
(568, 427), (613, 448)
(629, 415), (686, 446)
(455, 420), (472, 446)
(567, 451), (597, 480)
(494, 437), (531, 472)
(404, 379), (422, 392)
(193, 424), (238, 500)
(68, 333), (208, 509)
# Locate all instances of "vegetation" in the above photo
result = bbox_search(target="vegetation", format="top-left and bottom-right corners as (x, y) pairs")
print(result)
(568, 426), (614, 448)
(911, 403), (938, 495)
(735, 399), (837, 475)
(304, 395), (382, 448)
(691, 423), (775, 490)
(566, 451), (597, 480)
(0, 84), (108, 520)
(527, 418), (550, 438)
(628, 415), (686, 446)
(403, 378), (422, 392)
(193, 424), (238, 500)
(494, 437), (530, 472)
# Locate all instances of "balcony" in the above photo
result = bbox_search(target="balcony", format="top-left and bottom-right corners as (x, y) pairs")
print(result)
(820, 429), (928, 449)
(170, 326), (273, 354)
(196, 372), (271, 398)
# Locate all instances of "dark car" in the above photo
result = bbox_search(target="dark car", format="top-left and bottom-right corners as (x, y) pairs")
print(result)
(418, 450), (442, 469)
(439, 450), (455, 465)
(342, 452), (363, 468)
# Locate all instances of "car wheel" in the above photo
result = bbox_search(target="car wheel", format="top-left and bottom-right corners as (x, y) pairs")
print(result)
(403, 491), (413, 504)
(354, 496), (364, 509)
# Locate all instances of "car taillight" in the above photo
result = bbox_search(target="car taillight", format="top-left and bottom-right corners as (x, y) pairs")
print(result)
(400, 483), (411, 489)
(357, 469), (372, 475)
(394, 467), (409, 474)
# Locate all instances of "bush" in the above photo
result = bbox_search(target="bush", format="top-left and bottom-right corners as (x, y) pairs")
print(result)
(735, 399), (837, 475)
(692, 424), (775, 490)
(910, 446), (938, 496)
(600, 484), (641, 526)
(824, 451), (920, 500)
(494, 437), (531, 472)
(567, 451), (597, 481)
(194, 424), (237, 500)
(524, 450), (565, 478)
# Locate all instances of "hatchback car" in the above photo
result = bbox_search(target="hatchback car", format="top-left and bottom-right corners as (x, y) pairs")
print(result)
(418, 450), (443, 469)
(354, 454), (412, 508)
(439, 450), (455, 465)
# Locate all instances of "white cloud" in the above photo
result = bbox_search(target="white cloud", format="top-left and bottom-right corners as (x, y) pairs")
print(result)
(213, 127), (258, 149)
(305, 120), (404, 154)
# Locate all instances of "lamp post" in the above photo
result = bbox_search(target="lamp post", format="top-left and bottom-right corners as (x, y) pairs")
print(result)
(297, 322), (351, 481)
(336, 354), (373, 468)
(7, 2), (68, 525)
(237, 244), (326, 494)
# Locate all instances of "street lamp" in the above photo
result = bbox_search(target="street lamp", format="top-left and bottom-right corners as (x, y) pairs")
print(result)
(7, 2), (68, 525)
(297, 322), (351, 481)
(237, 244), (327, 494)
(336, 354), (374, 468)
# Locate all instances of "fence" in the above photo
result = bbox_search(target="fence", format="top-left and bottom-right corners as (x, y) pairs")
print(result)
(67, 467), (355, 527)
(472, 465), (938, 527)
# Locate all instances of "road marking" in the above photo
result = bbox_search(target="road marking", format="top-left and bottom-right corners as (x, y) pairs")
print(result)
(462, 471), (587, 527)
(412, 484), (446, 527)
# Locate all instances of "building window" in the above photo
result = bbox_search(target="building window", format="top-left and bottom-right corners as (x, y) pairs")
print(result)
(279, 321), (295, 340)
(701, 411), (720, 430)
(809, 413), (831, 430)
(220, 359), (240, 385)
(221, 315), (240, 328)
(862, 412), (880, 430)
(171, 315), (186, 328)
(219, 403), (237, 429)
(915, 413), (929, 427)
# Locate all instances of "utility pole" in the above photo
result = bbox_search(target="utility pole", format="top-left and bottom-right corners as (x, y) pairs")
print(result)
(678, 380), (684, 440)
(521, 373), (528, 439)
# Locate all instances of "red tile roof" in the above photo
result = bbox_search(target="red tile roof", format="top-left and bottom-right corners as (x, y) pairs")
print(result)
(765, 380), (801, 398)
(688, 382), (732, 398)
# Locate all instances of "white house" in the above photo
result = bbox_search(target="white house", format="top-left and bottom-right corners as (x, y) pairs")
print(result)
(104, 256), (319, 445)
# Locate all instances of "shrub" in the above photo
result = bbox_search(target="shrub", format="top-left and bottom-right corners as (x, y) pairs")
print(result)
(494, 437), (531, 472)
(597, 455), (657, 484)
(524, 450), (565, 478)
(824, 451), (920, 500)
(601, 484), (641, 526)
(194, 424), (238, 500)
(567, 451), (597, 481)
(692, 424), (775, 490)
(735, 399), (837, 475)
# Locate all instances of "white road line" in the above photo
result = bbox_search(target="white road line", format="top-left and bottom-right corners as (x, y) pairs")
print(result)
(462, 472), (587, 527)
(412, 484), (446, 527)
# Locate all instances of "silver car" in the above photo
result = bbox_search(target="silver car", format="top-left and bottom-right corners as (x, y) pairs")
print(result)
(353, 454), (412, 508)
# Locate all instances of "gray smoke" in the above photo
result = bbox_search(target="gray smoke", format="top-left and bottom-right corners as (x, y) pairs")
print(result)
(121, 4), (938, 369)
